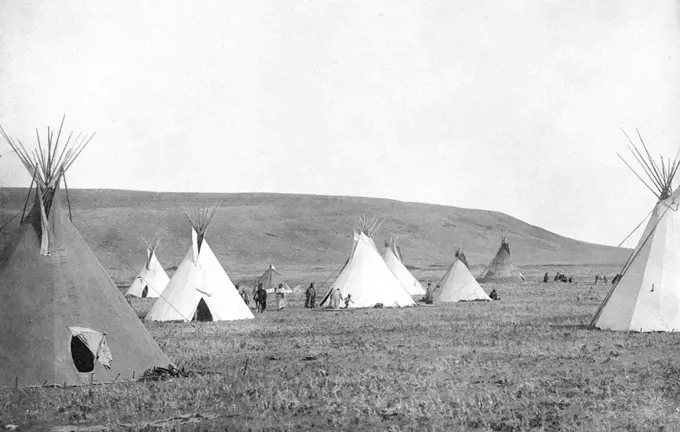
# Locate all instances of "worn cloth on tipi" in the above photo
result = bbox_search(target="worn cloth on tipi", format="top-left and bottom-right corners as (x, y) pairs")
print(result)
(145, 229), (254, 322)
(0, 193), (171, 387)
(383, 242), (426, 296)
(125, 248), (170, 298)
(592, 188), (680, 332)
(477, 239), (525, 283)
(433, 254), (491, 302)
(321, 232), (416, 308)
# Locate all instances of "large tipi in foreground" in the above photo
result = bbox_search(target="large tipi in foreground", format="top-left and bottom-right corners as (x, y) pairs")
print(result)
(477, 238), (525, 283)
(145, 204), (254, 322)
(592, 131), (680, 332)
(0, 119), (171, 387)
(320, 217), (416, 309)
(382, 235), (426, 296)
(125, 237), (170, 298)
(432, 249), (491, 302)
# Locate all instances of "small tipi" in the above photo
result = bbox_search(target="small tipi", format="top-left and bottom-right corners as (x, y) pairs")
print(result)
(0, 118), (171, 387)
(145, 204), (254, 322)
(477, 238), (525, 283)
(320, 217), (416, 308)
(259, 262), (291, 293)
(432, 249), (491, 302)
(125, 237), (170, 298)
(592, 130), (680, 332)
(382, 235), (426, 295)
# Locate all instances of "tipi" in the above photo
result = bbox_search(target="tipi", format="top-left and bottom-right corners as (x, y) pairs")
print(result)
(477, 238), (525, 283)
(382, 235), (426, 295)
(432, 249), (491, 302)
(125, 237), (170, 298)
(0, 118), (171, 387)
(259, 262), (292, 294)
(592, 130), (680, 332)
(320, 217), (416, 308)
(145, 204), (254, 322)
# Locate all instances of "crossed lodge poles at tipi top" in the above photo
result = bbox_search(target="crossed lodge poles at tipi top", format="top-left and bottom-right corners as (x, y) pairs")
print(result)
(125, 236), (171, 298)
(591, 130), (680, 332)
(0, 118), (171, 387)
(145, 203), (254, 322)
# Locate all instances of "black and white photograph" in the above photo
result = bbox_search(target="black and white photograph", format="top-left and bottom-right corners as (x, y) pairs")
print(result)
(1, 1), (679, 430)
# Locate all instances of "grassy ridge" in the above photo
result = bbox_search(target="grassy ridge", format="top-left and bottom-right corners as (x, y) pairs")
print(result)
(0, 189), (628, 286)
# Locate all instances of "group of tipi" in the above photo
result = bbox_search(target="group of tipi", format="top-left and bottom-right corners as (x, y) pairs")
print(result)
(1, 119), (678, 388)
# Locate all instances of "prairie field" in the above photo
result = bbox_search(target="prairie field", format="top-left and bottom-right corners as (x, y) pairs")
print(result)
(3, 267), (680, 432)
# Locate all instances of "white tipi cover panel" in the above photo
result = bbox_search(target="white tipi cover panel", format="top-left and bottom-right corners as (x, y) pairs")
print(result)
(383, 247), (426, 295)
(332, 232), (416, 308)
(594, 191), (680, 332)
(145, 230), (254, 322)
(435, 259), (491, 302)
(125, 249), (170, 298)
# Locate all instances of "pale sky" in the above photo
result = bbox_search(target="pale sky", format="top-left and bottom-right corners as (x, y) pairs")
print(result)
(1, 1), (679, 247)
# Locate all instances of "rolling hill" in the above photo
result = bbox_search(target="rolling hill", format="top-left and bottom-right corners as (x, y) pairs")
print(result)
(0, 189), (629, 283)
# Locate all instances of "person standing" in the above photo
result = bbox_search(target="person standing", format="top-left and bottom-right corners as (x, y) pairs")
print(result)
(276, 284), (286, 310)
(305, 283), (316, 308)
(256, 283), (267, 312)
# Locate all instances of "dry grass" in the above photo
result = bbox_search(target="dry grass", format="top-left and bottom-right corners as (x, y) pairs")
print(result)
(3, 272), (680, 431)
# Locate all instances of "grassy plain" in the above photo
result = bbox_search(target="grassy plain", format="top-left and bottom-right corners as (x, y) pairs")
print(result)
(3, 271), (680, 431)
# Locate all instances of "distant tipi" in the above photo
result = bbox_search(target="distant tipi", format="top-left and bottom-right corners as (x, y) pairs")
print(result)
(592, 130), (680, 332)
(320, 217), (416, 308)
(382, 235), (426, 295)
(145, 203), (254, 322)
(259, 262), (291, 293)
(477, 238), (525, 283)
(0, 118), (171, 387)
(125, 237), (170, 298)
(432, 249), (491, 302)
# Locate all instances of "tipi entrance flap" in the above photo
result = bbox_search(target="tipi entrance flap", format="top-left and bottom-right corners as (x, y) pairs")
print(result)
(67, 326), (112, 371)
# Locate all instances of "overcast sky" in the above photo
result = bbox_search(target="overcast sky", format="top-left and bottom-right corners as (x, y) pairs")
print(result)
(1, 1), (679, 247)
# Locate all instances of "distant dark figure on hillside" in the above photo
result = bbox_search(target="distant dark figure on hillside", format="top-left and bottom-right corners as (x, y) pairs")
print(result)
(603, 276), (608, 285)
(256, 283), (267, 312)
(559, 274), (568, 283)
(489, 289), (500, 301)
(543, 273), (549, 283)
(305, 283), (316, 308)
(344, 294), (354, 309)
(554, 273), (560, 282)
(595, 275), (600, 285)
(568, 276), (573, 283)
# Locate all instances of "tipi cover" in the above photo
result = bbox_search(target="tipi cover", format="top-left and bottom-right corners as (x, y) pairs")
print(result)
(259, 263), (292, 294)
(477, 238), (525, 283)
(125, 243), (170, 298)
(592, 133), (680, 332)
(382, 236), (426, 295)
(0, 120), (171, 387)
(321, 229), (416, 309)
(433, 249), (491, 302)
(146, 205), (253, 322)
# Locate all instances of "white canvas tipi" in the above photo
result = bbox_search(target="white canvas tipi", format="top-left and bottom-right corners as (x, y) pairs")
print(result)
(433, 249), (491, 302)
(320, 217), (416, 309)
(125, 238), (170, 298)
(592, 131), (680, 332)
(146, 204), (254, 322)
(383, 235), (426, 295)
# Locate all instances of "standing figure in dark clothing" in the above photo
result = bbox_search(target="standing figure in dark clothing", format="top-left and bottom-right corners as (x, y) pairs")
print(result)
(256, 283), (267, 313)
(543, 272), (549, 283)
(305, 283), (316, 308)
